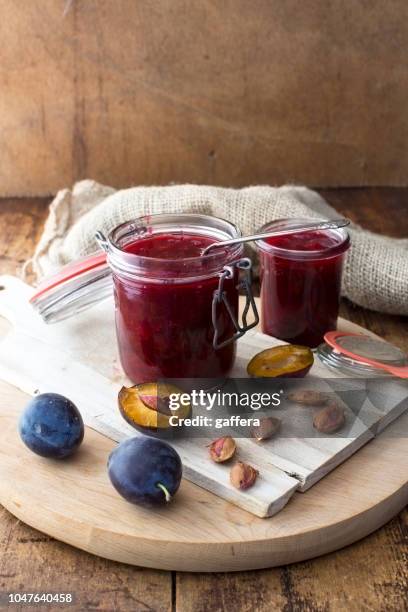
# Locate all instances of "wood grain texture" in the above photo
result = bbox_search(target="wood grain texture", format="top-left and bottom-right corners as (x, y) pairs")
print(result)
(0, 281), (300, 518)
(0, 381), (406, 572)
(1, 2), (408, 196)
(176, 510), (408, 612)
(0, 503), (172, 611)
(1, 278), (405, 517)
(0, 191), (406, 609)
(0, 198), (51, 277)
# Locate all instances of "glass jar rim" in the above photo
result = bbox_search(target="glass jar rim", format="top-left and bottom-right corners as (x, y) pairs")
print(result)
(255, 217), (350, 260)
(106, 213), (244, 281)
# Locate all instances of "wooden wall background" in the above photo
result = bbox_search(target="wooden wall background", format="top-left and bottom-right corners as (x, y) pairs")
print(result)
(0, 0), (407, 196)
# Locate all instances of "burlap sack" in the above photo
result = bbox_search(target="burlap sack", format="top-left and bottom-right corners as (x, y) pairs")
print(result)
(25, 180), (408, 316)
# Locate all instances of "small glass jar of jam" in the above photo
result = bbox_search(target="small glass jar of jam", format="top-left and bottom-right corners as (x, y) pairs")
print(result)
(97, 213), (257, 382)
(256, 218), (350, 348)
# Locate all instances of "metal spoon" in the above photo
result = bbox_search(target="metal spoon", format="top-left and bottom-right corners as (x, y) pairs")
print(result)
(201, 218), (350, 255)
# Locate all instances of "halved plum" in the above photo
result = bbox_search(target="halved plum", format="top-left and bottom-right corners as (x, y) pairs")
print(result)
(118, 382), (191, 437)
(247, 345), (313, 378)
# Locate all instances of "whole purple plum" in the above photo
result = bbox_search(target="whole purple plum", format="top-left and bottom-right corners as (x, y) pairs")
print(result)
(108, 437), (182, 506)
(19, 393), (84, 459)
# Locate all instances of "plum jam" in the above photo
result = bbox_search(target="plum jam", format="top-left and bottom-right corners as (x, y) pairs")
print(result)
(123, 233), (214, 259)
(257, 219), (350, 348)
(107, 214), (249, 382)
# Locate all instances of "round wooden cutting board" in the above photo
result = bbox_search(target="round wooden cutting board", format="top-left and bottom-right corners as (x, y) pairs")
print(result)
(0, 380), (407, 572)
(0, 296), (407, 572)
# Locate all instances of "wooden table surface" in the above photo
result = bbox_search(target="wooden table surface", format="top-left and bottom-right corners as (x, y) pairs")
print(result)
(0, 189), (406, 611)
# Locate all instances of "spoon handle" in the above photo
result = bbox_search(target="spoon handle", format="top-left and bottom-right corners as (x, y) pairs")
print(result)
(202, 218), (350, 255)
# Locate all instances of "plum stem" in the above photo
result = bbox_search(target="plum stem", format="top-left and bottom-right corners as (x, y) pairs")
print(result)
(156, 482), (171, 502)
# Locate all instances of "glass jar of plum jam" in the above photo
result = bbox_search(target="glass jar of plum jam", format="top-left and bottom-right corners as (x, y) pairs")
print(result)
(256, 218), (350, 348)
(98, 214), (257, 382)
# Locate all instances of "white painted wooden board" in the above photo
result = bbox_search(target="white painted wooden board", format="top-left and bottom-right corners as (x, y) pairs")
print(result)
(0, 275), (406, 516)
(232, 329), (408, 490)
(0, 276), (298, 518)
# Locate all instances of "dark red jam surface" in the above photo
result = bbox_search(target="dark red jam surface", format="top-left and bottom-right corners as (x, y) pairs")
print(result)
(263, 229), (342, 252)
(123, 232), (215, 259)
(114, 233), (237, 382)
(259, 230), (347, 348)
